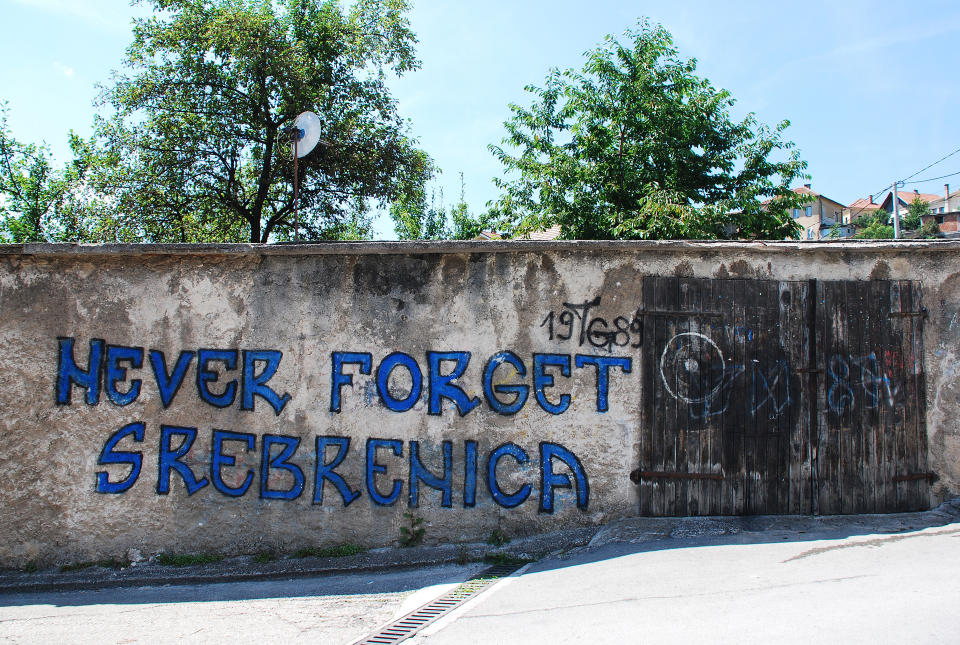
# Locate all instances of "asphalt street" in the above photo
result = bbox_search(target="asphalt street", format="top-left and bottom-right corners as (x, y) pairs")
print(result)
(0, 563), (486, 645)
(1, 506), (959, 645)
(415, 523), (960, 645)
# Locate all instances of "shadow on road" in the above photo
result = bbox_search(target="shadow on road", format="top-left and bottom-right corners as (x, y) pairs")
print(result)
(0, 562), (485, 608)
(2, 498), (957, 609)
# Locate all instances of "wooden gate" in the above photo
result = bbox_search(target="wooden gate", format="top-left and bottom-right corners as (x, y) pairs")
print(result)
(634, 276), (928, 516)
(815, 280), (929, 514)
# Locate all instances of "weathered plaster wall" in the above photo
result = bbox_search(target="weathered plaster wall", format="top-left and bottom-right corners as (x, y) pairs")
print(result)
(0, 240), (958, 567)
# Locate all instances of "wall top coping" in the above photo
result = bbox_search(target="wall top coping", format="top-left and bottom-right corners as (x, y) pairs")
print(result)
(1, 239), (959, 258)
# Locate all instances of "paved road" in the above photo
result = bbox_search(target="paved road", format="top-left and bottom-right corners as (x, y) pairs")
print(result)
(2, 512), (959, 645)
(414, 523), (960, 645)
(0, 563), (485, 645)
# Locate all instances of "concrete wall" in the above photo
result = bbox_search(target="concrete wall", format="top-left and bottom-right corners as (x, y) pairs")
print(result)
(1, 240), (959, 567)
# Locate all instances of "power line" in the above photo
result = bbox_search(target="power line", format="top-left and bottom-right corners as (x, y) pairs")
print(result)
(901, 146), (960, 182)
(849, 147), (960, 222)
(846, 182), (892, 222)
(887, 147), (959, 237)
(904, 169), (960, 185)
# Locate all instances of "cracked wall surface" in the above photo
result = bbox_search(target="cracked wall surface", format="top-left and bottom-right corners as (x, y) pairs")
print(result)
(0, 241), (958, 566)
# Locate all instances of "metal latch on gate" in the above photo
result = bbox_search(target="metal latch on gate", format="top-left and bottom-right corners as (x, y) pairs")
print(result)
(888, 306), (927, 319)
(892, 472), (937, 483)
(630, 469), (724, 484)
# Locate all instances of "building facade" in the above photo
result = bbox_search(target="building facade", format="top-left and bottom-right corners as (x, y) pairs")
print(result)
(788, 185), (847, 240)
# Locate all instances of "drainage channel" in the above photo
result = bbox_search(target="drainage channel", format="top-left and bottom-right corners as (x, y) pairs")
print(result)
(351, 563), (525, 645)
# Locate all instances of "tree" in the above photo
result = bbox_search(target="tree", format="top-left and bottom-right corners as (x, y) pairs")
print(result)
(901, 197), (927, 231)
(917, 218), (941, 239)
(391, 186), (449, 240)
(391, 172), (490, 240)
(93, 0), (432, 243)
(0, 102), (93, 243)
(487, 20), (808, 240)
(853, 213), (894, 239)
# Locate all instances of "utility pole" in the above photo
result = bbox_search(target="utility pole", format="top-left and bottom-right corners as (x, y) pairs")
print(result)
(892, 180), (903, 239)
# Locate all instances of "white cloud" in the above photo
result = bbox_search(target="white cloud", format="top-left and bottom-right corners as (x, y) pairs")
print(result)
(52, 60), (75, 77)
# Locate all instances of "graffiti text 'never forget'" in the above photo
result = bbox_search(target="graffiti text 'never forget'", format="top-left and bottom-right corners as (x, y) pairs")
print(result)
(56, 338), (634, 417)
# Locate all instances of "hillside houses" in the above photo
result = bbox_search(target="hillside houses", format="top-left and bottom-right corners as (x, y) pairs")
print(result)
(920, 184), (960, 236)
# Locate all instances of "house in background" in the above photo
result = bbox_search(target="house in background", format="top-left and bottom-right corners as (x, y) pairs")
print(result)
(877, 188), (940, 216)
(921, 184), (960, 236)
(783, 184), (847, 240)
(840, 194), (884, 235)
(926, 184), (960, 213)
(472, 230), (502, 240)
(522, 224), (562, 240)
(474, 224), (562, 241)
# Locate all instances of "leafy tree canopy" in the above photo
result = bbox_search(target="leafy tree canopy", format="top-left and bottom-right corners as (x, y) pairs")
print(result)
(917, 218), (940, 239)
(487, 20), (808, 240)
(901, 196), (927, 231)
(92, 0), (432, 243)
(391, 173), (490, 240)
(853, 212), (894, 239)
(0, 102), (96, 243)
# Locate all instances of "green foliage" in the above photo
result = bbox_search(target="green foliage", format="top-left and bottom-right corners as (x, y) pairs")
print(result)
(853, 210), (878, 229)
(391, 187), (450, 240)
(918, 218), (941, 239)
(487, 20), (807, 240)
(399, 512), (425, 547)
(92, 0), (432, 243)
(0, 103), (96, 243)
(902, 197), (927, 231)
(252, 552), (278, 563)
(391, 172), (489, 240)
(481, 552), (533, 566)
(449, 174), (490, 240)
(850, 208), (897, 239)
(853, 218), (894, 239)
(826, 220), (848, 239)
(486, 528), (509, 547)
(154, 552), (224, 567)
(293, 543), (365, 559)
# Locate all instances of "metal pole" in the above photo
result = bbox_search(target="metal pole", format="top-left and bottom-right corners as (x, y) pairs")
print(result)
(294, 138), (300, 242)
(892, 180), (901, 239)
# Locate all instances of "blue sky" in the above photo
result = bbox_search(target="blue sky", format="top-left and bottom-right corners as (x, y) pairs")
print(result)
(2, 0), (959, 239)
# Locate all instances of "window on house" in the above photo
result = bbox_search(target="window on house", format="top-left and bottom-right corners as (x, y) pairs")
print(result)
(805, 206), (813, 217)
(940, 207), (945, 213)
(807, 228), (814, 239)
(936, 216), (944, 224)
(793, 208), (800, 218)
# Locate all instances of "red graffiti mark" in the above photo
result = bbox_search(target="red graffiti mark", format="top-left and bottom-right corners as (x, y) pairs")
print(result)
(883, 349), (904, 372)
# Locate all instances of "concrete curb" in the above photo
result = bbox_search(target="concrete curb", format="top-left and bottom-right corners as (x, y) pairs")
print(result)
(0, 527), (597, 595)
(2, 500), (957, 595)
(586, 498), (960, 549)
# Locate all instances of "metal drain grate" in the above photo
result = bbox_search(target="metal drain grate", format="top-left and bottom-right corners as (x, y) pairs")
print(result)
(351, 563), (524, 644)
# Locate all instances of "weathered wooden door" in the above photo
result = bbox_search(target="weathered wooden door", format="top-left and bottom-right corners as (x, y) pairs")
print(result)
(635, 276), (928, 516)
(815, 280), (929, 513)
(636, 277), (810, 516)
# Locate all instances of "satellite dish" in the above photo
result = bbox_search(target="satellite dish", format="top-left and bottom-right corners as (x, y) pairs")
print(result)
(290, 111), (322, 158)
